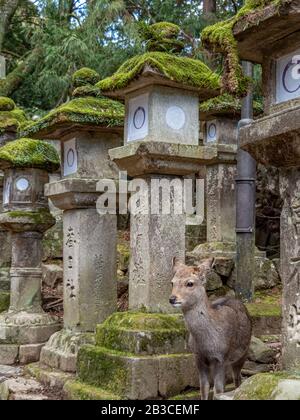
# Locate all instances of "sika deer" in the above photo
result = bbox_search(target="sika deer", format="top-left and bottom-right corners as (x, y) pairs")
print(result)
(170, 258), (252, 400)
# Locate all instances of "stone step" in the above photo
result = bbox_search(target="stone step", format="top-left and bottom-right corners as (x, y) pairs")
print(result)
(26, 362), (75, 390)
(11, 393), (49, 401)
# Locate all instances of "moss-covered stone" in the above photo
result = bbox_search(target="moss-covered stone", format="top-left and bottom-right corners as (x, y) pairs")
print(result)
(95, 312), (188, 355)
(246, 291), (282, 318)
(23, 97), (124, 138)
(64, 380), (121, 400)
(72, 68), (101, 88)
(0, 107), (28, 135)
(139, 22), (185, 54)
(0, 292), (10, 313)
(72, 85), (103, 99)
(0, 97), (15, 111)
(0, 138), (60, 172)
(200, 93), (263, 118)
(201, 0), (288, 95)
(97, 52), (220, 94)
(234, 372), (300, 400)
(77, 345), (130, 395)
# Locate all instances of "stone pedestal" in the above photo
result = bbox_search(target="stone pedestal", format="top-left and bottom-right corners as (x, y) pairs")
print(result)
(40, 179), (117, 372)
(0, 209), (61, 365)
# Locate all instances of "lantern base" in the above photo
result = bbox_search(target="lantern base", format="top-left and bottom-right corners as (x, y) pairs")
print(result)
(39, 329), (95, 373)
(0, 311), (61, 359)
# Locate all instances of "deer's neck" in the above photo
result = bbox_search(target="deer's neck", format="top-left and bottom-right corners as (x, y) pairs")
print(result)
(183, 296), (214, 337)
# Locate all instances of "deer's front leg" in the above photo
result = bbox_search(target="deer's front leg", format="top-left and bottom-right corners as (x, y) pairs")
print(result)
(197, 359), (210, 401)
(211, 360), (225, 398)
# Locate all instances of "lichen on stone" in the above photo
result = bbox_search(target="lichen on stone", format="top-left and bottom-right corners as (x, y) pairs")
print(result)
(0, 138), (60, 172)
(97, 52), (220, 94)
(72, 68), (101, 88)
(201, 0), (289, 95)
(200, 93), (263, 117)
(23, 96), (124, 137)
(5, 209), (55, 226)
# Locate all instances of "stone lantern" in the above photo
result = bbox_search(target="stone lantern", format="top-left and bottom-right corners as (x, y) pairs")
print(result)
(25, 68), (125, 372)
(219, 2), (300, 370)
(0, 98), (28, 307)
(0, 138), (61, 365)
(64, 23), (222, 400)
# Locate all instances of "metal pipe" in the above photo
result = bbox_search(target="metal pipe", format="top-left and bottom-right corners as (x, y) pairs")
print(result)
(235, 61), (256, 302)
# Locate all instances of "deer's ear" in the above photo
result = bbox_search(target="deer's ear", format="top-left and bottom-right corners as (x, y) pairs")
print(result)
(172, 257), (184, 273)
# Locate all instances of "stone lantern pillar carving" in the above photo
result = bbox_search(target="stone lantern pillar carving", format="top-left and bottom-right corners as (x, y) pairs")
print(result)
(24, 69), (124, 372)
(222, 2), (300, 370)
(65, 25), (224, 400)
(0, 138), (61, 365)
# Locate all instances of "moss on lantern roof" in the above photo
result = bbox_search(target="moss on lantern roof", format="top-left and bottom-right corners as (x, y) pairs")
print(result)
(139, 22), (185, 53)
(201, 0), (290, 95)
(0, 138), (60, 172)
(72, 67), (101, 88)
(23, 96), (125, 137)
(0, 99), (28, 135)
(0, 97), (16, 111)
(97, 52), (221, 94)
(72, 84), (103, 99)
(200, 93), (263, 117)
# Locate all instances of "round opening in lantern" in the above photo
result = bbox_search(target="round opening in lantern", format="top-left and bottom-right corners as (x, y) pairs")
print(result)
(16, 178), (30, 192)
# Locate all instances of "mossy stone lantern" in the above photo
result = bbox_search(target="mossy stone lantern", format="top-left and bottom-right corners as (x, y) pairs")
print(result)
(24, 69), (125, 373)
(205, 1), (300, 370)
(0, 138), (61, 364)
(0, 97), (28, 297)
(69, 24), (222, 400)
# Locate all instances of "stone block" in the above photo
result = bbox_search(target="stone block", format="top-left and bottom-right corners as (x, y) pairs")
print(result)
(78, 344), (198, 400)
(95, 312), (188, 355)
(63, 380), (121, 401)
(40, 330), (95, 373)
(26, 363), (75, 390)
(205, 271), (223, 291)
(42, 264), (63, 289)
(0, 344), (19, 365)
(248, 337), (276, 364)
(19, 343), (44, 365)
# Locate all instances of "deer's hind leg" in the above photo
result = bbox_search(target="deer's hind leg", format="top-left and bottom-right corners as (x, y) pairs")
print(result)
(231, 355), (247, 389)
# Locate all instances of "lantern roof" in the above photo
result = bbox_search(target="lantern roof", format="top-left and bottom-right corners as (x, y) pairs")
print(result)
(202, 0), (300, 95)
(96, 52), (221, 100)
(200, 93), (263, 119)
(0, 97), (28, 135)
(0, 138), (60, 172)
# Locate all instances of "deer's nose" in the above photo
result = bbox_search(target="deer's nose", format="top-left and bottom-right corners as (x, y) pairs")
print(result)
(169, 296), (177, 305)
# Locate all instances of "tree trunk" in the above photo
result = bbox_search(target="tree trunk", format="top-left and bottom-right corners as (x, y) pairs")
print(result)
(0, 48), (41, 97)
(203, 0), (216, 15)
(0, 0), (20, 52)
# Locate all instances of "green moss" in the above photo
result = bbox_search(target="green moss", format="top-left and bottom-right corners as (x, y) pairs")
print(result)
(200, 93), (263, 117)
(72, 68), (101, 88)
(201, 0), (288, 95)
(139, 22), (184, 54)
(234, 372), (300, 400)
(0, 97), (16, 111)
(0, 108), (28, 134)
(77, 345), (129, 395)
(97, 52), (220, 94)
(23, 97), (124, 137)
(6, 209), (55, 226)
(96, 312), (187, 354)
(0, 138), (60, 172)
(72, 85), (103, 99)
(246, 291), (282, 317)
(64, 380), (121, 401)
(0, 292), (10, 313)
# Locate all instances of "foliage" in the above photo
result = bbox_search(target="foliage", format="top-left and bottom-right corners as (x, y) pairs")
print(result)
(200, 93), (263, 117)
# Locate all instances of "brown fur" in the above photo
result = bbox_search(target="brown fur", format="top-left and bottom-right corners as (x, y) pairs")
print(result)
(170, 258), (252, 400)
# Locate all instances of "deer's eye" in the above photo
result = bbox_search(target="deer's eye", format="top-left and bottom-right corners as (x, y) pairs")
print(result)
(186, 281), (194, 288)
